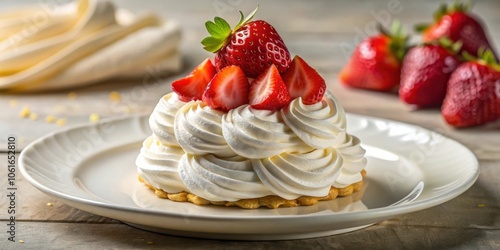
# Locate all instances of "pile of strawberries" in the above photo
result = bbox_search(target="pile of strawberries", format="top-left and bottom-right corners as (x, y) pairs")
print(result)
(339, 2), (500, 128)
(172, 7), (326, 112)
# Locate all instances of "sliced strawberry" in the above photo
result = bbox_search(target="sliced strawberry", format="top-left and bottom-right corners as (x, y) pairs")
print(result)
(172, 58), (216, 102)
(249, 64), (291, 111)
(202, 65), (250, 111)
(281, 55), (326, 105)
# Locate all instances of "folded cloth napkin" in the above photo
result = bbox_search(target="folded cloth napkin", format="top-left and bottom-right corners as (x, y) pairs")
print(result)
(0, 0), (182, 92)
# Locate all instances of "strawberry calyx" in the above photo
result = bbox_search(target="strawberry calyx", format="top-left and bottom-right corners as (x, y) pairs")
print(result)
(415, 1), (472, 33)
(433, 1), (471, 21)
(435, 37), (462, 55)
(379, 21), (409, 62)
(462, 48), (500, 71)
(201, 6), (259, 53)
(418, 37), (462, 56)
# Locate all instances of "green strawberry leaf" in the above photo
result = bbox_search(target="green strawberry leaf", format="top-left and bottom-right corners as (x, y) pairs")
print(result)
(202, 18), (232, 52)
(414, 23), (429, 33)
(234, 6), (259, 31)
(380, 20), (409, 62)
(205, 17), (231, 39)
(202, 6), (259, 53)
(435, 37), (462, 55)
(462, 48), (500, 70)
(201, 36), (224, 52)
(434, 1), (473, 21)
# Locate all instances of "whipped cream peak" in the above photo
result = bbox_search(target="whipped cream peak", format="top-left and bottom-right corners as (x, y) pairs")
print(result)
(252, 148), (343, 200)
(282, 95), (347, 149)
(149, 93), (186, 146)
(333, 134), (367, 188)
(136, 136), (186, 193)
(222, 104), (312, 159)
(175, 101), (236, 158)
(178, 154), (273, 201)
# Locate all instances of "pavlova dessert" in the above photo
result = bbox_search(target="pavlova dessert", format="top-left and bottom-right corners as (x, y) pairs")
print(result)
(136, 7), (367, 209)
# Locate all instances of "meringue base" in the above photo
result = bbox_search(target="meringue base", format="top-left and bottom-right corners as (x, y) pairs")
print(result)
(138, 170), (366, 209)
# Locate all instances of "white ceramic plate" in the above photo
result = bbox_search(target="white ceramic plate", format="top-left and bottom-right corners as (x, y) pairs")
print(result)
(19, 114), (479, 240)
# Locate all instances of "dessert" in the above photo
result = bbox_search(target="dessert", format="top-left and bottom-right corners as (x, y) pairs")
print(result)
(136, 7), (367, 209)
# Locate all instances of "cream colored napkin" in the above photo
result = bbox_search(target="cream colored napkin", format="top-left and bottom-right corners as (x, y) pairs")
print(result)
(0, 0), (182, 92)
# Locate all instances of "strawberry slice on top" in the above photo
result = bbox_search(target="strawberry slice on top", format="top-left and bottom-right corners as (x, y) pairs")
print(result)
(249, 64), (291, 111)
(202, 65), (250, 112)
(201, 6), (291, 78)
(281, 55), (326, 105)
(172, 58), (216, 102)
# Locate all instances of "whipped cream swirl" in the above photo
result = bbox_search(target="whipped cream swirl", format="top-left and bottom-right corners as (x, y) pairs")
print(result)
(178, 154), (273, 201)
(175, 101), (236, 157)
(149, 93), (185, 146)
(138, 91), (368, 200)
(136, 136), (187, 193)
(282, 95), (347, 149)
(222, 105), (312, 159)
(333, 135), (367, 188)
(252, 148), (343, 200)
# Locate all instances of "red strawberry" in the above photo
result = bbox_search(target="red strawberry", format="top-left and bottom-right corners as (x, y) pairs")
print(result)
(202, 65), (250, 111)
(249, 64), (291, 111)
(442, 50), (500, 127)
(202, 7), (291, 78)
(418, 2), (497, 58)
(339, 22), (408, 91)
(282, 55), (326, 105)
(399, 39), (461, 108)
(172, 58), (216, 102)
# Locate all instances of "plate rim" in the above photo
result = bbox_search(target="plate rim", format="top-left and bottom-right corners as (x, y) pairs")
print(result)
(19, 114), (479, 222)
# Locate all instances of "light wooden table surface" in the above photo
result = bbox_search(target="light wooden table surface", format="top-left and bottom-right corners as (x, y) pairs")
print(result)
(1, 0), (500, 249)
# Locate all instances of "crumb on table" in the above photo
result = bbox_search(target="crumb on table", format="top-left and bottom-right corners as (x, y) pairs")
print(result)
(29, 113), (38, 121)
(109, 91), (121, 102)
(56, 118), (67, 127)
(19, 106), (31, 118)
(45, 115), (57, 123)
(89, 113), (100, 123)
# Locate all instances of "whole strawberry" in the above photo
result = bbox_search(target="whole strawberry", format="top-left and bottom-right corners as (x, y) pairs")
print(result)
(399, 39), (461, 108)
(442, 50), (500, 127)
(202, 7), (291, 78)
(339, 21), (408, 91)
(418, 1), (497, 58)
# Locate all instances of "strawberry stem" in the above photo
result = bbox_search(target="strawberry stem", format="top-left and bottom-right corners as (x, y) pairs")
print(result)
(379, 21), (409, 62)
(234, 6), (259, 31)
